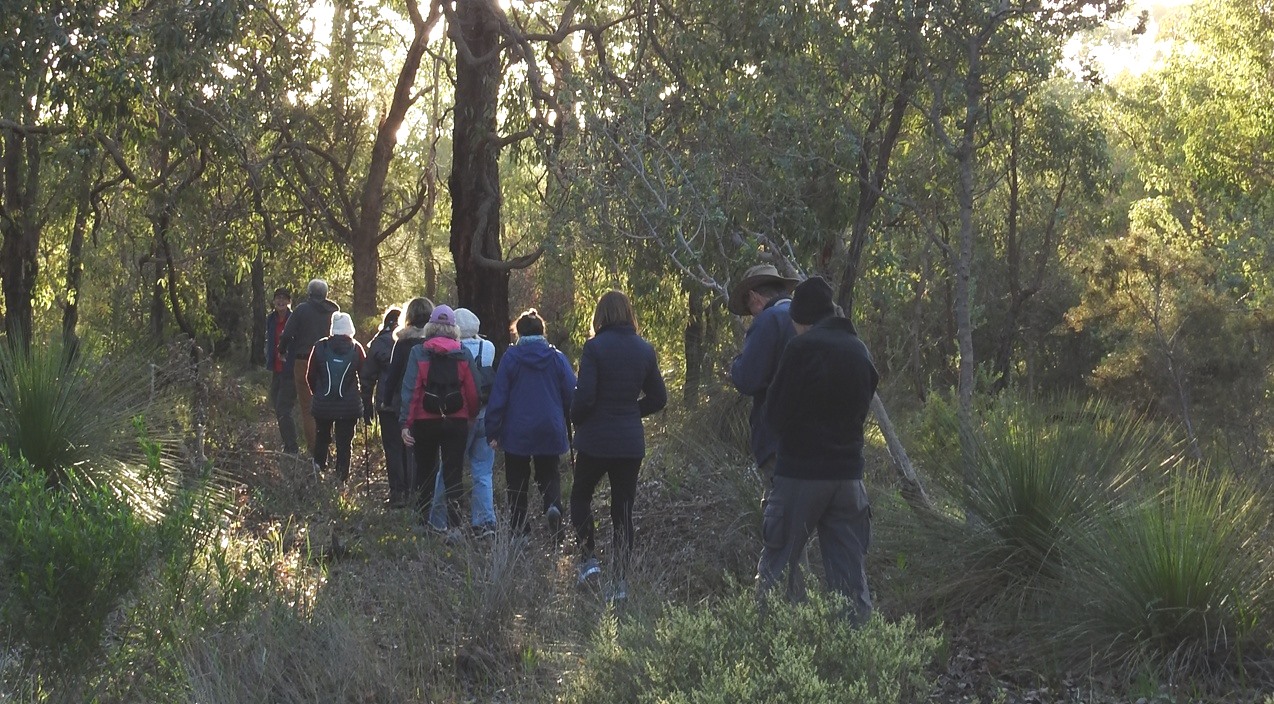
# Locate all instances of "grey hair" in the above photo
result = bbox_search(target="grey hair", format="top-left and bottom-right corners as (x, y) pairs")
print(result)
(423, 322), (459, 340)
(307, 279), (329, 298)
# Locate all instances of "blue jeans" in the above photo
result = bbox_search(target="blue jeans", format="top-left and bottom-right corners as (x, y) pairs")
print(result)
(429, 412), (496, 529)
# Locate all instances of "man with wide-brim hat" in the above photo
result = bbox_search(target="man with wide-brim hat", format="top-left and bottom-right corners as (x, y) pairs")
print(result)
(729, 263), (800, 503)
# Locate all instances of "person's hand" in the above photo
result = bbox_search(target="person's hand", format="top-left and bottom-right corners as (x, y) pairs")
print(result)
(401, 427), (415, 447)
(488, 438), (500, 451)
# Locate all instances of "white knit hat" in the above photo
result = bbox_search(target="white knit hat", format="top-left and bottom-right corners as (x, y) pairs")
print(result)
(330, 311), (355, 337)
(454, 308), (481, 339)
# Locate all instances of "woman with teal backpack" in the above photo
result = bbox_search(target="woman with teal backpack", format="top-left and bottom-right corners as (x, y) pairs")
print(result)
(306, 312), (366, 483)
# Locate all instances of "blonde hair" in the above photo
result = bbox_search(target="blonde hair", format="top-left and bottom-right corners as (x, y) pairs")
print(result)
(424, 322), (459, 340)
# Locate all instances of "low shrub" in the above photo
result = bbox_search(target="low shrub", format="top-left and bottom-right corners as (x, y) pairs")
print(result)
(0, 451), (152, 683)
(563, 587), (940, 704)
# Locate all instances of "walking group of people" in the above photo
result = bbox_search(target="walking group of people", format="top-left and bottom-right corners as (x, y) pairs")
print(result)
(266, 282), (667, 597)
(266, 265), (878, 616)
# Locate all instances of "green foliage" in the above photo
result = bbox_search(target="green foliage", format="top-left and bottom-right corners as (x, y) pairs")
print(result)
(0, 450), (151, 679)
(563, 588), (940, 704)
(917, 392), (1174, 583)
(1058, 470), (1273, 677)
(0, 334), (158, 490)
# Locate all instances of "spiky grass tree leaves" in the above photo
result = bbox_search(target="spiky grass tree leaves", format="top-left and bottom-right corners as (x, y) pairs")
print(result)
(1059, 471), (1274, 678)
(925, 393), (1174, 585)
(0, 334), (171, 500)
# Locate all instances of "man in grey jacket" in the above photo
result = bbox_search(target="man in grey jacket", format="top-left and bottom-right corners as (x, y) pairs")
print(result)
(279, 279), (340, 456)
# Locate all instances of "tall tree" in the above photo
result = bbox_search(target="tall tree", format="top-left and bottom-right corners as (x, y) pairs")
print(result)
(281, 0), (441, 320)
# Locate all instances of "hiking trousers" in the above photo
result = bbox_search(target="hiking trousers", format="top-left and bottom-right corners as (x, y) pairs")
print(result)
(504, 453), (561, 534)
(315, 417), (356, 482)
(411, 418), (468, 526)
(269, 370), (299, 454)
(292, 358), (318, 454)
(756, 476), (872, 624)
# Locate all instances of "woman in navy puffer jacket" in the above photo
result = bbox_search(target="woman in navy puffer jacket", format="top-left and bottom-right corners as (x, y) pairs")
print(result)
(570, 291), (666, 598)
(485, 309), (576, 539)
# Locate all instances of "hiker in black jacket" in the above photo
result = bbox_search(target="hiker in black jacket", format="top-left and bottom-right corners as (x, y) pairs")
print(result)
(756, 276), (879, 624)
(360, 306), (401, 496)
(280, 279), (340, 456)
(306, 312), (366, 483)
(569, 291), (667, 600)
(380, 297), (433, 506)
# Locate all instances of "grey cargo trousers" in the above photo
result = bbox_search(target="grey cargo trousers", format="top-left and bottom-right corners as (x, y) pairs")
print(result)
(756, 476), (872, 623)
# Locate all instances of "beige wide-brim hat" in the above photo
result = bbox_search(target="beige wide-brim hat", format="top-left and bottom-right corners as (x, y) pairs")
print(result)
(728, 264), (800, 316)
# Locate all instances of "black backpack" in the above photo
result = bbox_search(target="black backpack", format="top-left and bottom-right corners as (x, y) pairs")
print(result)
(319, 343), (359, 403)
(422, 350), (464, 416)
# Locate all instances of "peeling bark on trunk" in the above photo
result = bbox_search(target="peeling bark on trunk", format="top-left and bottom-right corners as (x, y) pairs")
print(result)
(450, 0), (512, 349)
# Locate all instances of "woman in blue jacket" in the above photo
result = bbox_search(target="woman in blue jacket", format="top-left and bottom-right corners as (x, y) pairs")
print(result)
(570, 291), (667, 598)
(485, 309), (576, 541)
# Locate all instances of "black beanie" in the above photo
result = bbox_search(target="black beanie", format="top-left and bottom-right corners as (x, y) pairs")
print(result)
(790, 276), (836, 325)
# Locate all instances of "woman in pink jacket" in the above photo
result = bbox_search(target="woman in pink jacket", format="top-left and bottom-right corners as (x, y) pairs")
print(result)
(398, 305), (481, 526)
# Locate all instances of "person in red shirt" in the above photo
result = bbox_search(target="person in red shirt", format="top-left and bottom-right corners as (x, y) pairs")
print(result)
(264, 287), (299, 454)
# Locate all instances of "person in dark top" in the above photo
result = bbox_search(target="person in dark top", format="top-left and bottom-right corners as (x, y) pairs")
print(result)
(279, 279), (340, 457)
(381, 297), (433, 506)
(360, 305), (402, 499)
(485, 309), (576, 542)
(728, 264), (798, 503)
(755, 276), (880, 623)
(306, 312), (366, 483)
(570, 291), (667, 600)
(264, 287), (299, 454)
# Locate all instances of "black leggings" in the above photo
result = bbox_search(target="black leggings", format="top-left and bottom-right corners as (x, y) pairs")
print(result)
(570, 453), (641, 572)
(504, 453), (561, 533)
(315, 417), (357, 481)
(412, 418), (468, 524)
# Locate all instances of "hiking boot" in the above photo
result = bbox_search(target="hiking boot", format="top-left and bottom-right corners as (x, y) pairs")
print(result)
(473, 524), (497, 539)
(605, 579), (629, 604)
(576, 557), (601, 587)
(545, 505), (562, 543)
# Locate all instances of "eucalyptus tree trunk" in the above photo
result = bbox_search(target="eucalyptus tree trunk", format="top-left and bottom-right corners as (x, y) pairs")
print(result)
(1, 129), (41, 345)
(348, 0), (432, 320)
(450, 0), (512, 349)
(683, 283), (708, 405)
(954, 34), (984, 489)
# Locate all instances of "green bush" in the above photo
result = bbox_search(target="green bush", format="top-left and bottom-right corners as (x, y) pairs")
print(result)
(563, 588), (940, 704)
(0, 451), (152, 680)
(919, 393), (1172, 583)
(1059, 470), (1273, 677)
